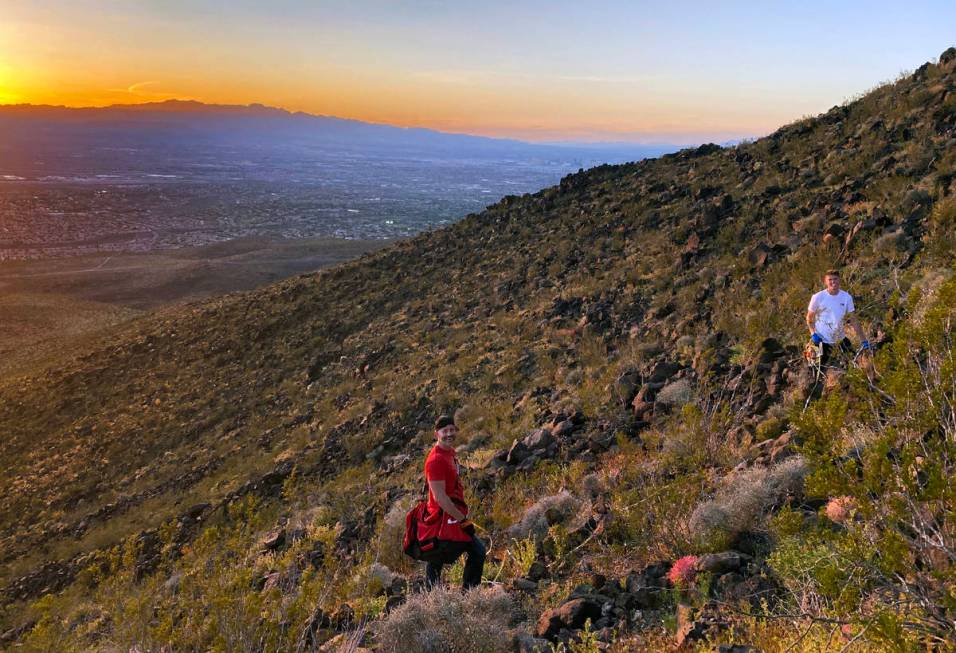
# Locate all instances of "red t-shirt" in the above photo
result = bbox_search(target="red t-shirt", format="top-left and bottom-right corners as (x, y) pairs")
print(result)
(425, 444), (466, 515)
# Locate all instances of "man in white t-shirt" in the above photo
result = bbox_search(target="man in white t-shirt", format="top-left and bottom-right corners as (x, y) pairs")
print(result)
(806, 269), (870, 368)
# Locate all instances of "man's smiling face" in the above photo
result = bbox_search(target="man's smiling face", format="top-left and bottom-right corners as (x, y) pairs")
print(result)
(825, 273), (841, 294)
(436, 424), (458, 449)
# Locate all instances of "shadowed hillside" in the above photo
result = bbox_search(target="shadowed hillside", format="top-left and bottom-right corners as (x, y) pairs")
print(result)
(2, 48), (956, 651)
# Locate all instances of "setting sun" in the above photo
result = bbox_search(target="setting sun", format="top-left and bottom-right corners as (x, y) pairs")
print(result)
(0, 62), (21, 103)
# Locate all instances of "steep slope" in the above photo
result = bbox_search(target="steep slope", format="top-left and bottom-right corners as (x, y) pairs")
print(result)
(2, 48), (956, 650)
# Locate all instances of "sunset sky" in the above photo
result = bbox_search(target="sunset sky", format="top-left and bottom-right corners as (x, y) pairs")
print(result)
(1, 1), (953, 143)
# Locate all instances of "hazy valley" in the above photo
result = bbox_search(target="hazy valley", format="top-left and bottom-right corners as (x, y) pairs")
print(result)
(0, 101), (672, 260)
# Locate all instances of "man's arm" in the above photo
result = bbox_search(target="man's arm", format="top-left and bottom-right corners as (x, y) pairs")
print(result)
(428, 480), (466, 521)
(847, 313), (868, 345)
(806, 309), (817, 336)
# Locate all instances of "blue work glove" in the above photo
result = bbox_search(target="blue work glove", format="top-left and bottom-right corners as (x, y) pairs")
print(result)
(811, 333), (823, 345)
(861, 340), (871, 350)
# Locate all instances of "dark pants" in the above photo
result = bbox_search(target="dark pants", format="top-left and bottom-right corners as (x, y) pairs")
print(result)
(425, 535), (486, 590)
(821, 337), (854, 368)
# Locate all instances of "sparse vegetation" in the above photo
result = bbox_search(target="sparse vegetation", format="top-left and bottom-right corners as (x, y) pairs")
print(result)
(3, 46), (956, 653)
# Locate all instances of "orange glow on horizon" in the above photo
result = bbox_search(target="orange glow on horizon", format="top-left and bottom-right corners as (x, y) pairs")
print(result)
(0, 78), (774, 144)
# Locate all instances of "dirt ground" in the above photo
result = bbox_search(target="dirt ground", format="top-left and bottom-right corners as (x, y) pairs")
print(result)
(0, 236), (387, 379)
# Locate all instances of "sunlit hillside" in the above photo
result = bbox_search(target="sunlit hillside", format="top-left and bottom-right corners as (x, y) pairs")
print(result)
(2, 48), (955, 652)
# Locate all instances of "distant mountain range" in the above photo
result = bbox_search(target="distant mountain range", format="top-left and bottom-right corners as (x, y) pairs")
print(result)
(0, 99), (676, 161)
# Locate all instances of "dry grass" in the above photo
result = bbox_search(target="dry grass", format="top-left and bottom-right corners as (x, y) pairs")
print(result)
(655, 379), (694, 408)
(373, 496), (419, 575)
(506, 490), (583, 542)
(373, 586), (514, 653)
(689, 457), (809, 550)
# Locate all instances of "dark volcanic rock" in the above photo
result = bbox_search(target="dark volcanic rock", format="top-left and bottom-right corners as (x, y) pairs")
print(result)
(259, 528), (286, 552)
(613, 370), (641, 406)
(647, 361), (682, 384)
(695, 551), (748, 575)
(535, 598), (603, 640)
(507, 438), (530, 464)
(624, 562), (671, 609)
(675, 603), (728, 647)
(522, 428), (554, 452)
(182, 502), (211, 522)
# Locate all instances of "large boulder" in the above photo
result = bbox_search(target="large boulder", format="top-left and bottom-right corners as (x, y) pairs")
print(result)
(550, 419), (576, 438)
(535, 598), (602, 640)
(259, 528), (286, 552)
(613, 370), (641, 406)
(506, 438), (530, 465)
(522, 428), (554, 452)
(756, 337), (784, 366)
(646, 360), (682, 384)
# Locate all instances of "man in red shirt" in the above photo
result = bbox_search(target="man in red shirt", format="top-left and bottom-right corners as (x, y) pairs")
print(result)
(424, 414), (486, 589)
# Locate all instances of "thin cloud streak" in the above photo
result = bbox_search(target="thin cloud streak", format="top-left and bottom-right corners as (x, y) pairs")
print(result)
(553, 74), (661, 84)
(104, 80), (182, 102)
(126, 80), (160, 93)
(410, 69), (659, 86)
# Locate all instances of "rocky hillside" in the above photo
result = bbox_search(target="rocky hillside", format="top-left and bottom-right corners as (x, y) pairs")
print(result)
(2, 48), (956, 651)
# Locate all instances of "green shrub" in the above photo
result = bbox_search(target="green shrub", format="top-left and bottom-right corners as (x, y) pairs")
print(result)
(780, 272), (956, 647)
(549, 619), (602, 653)
(755, 416), (786, 442)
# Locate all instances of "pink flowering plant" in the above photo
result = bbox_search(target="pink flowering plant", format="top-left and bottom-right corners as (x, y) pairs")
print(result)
(667, 555), (698, 588)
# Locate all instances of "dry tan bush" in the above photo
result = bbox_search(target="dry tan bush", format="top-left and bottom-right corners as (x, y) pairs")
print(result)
(506, 490), (582, 541)
(369, 562), (393, 584)
(909, 267), (953, 327)
(689, 457), (809, 549)
(373, 586), (514, 653)
(579, 472), (605, 499)
(374, 496), (419, 574)
(656, 379), (694, 407)
(872, 228), (910, 256)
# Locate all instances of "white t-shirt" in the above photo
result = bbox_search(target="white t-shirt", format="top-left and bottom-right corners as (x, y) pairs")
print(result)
(808, 289), (855, 344)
